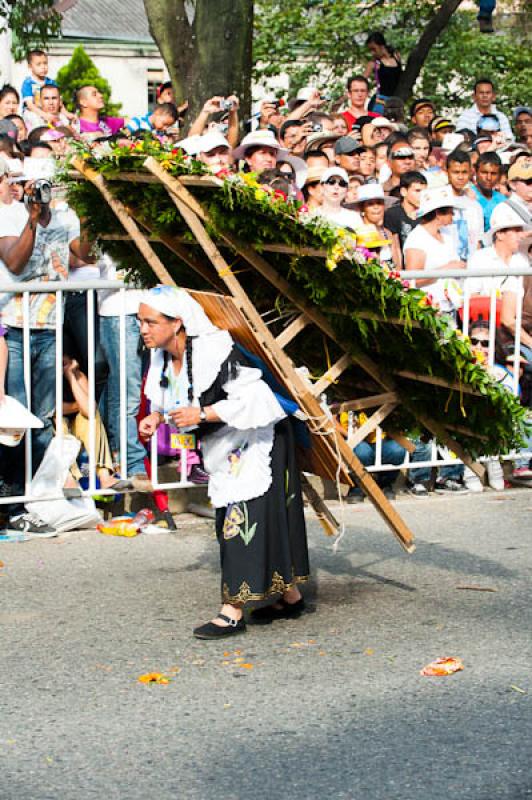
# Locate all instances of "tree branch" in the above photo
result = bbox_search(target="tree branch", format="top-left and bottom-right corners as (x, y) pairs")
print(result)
(395, 0), (464, 99)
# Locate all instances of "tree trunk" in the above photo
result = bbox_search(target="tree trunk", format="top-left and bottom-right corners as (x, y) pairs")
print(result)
(395, 0), (464, 100)
(143, 0), (253, 127)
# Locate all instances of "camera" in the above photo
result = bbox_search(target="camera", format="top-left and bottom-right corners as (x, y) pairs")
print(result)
(220, 98), (234, 112)
(311, 122), (323, 133)
(24, 178), (52, 207)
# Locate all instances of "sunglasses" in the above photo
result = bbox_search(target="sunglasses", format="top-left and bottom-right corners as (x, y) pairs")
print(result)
(470, 337), (489, 346)
(325, 178), (348, 188)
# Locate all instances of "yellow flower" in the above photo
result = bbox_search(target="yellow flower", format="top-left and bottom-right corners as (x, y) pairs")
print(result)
(138, 672), (170, 685)
(227, 505), (245, 525)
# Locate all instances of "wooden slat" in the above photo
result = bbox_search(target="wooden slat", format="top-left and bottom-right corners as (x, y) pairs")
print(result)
(300, 475), (339, 537)
(334, 392), (399, 413)
(143, 162), (416, 552)
(347, 402), (399, 449)
(71, 158), (175, 287)
(395, 370), (482, 397)
(311, 354), (352, 397)
(276, 313), (309, 348)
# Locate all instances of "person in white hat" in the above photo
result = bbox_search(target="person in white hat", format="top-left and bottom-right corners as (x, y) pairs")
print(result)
(467, 204), (532, 373)
(311, 166), (362, 230)
(195, 130), (233, 175)
(403, 185), (466, 313)
(232, 130), (307, 189)
(352, 183), (400, 267)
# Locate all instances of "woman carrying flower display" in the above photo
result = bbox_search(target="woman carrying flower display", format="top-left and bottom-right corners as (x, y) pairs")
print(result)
(137, 286), (310, 640)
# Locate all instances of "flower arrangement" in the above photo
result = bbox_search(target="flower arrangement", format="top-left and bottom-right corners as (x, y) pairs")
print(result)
(63, 138), (530, 457)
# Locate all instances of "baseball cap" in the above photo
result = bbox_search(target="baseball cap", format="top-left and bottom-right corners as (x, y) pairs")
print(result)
(410, 98), (435, 118)
(431, 117), (455, 133)
(473, 133), (492, 149)
(508, 162), (532, 181)
(477, 114), (501, 132)
(390, 146), (414, 159)
(334, 136), (364, 156)
(513, 106), (531, 120)
(196, 130), (230, 153)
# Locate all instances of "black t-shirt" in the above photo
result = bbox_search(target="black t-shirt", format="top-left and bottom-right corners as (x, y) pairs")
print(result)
(384, 204), (419, 251)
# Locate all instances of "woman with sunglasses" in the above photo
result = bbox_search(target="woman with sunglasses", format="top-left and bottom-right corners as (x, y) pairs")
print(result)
(137, 286), (309, 640)
(313, 167), (362, 230)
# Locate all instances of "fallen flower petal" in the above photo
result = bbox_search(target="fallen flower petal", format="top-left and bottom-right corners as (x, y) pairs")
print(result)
(138, 672), (170, 684)
(420, 657), (464, 676)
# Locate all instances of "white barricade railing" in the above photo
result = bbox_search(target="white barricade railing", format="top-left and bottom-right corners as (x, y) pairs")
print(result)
(0, 265), (530, 506)
(0, 280), (196, 507)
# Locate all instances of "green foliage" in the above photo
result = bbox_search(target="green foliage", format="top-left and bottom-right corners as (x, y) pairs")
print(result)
(253, 1), (531, 113)
(1, 0), (61, 61)
(62, 139), (530, 459)
(420, 12), (532, 115)
(55, 45), (121, 115)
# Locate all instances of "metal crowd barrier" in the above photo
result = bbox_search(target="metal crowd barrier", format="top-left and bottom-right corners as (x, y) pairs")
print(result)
(0, 264), (530, 506)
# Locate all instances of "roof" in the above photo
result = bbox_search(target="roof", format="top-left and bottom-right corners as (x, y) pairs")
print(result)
(59, 0), (154, 43)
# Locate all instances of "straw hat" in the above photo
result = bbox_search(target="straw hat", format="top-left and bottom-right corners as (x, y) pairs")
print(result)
(354, 182), (395, 207)
(355, 224), (391, 249)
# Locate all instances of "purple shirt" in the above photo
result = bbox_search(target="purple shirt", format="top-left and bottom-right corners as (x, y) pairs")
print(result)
(78, 116), (125, 136)
(0, 324), (7, 337)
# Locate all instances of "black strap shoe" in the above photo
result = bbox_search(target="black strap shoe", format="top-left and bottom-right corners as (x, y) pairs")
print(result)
(193, 613), (246, 640)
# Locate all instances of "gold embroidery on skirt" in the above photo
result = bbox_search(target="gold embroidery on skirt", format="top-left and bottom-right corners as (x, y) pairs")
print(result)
(222, 572), (309, 604)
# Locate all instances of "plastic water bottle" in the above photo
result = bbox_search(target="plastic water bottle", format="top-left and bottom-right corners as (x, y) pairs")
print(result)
(79, 451), (90, 490)
(132, 509), (155, 530)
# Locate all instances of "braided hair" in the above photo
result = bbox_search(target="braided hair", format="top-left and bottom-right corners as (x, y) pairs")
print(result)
(185, 336), (194, 404)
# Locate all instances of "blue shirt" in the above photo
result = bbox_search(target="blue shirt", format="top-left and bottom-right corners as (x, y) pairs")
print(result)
(126, 112), (153, 133)
(471, 185), (506, 231)
(20, 75), (57, 107)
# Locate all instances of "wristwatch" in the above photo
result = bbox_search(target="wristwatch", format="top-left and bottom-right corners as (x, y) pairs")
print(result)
(198, 407), (207, 422)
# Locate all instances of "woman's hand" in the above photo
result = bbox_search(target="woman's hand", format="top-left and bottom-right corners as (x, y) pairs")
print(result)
(167, 406), (201, 428)
(139, 412), (162, 440)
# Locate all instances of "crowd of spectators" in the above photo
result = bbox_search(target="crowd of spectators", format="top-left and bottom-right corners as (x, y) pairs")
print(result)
(0, 41), (530, 535)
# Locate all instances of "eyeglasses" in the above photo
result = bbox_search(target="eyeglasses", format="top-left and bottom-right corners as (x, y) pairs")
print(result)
(325, 178), (348, 188)
(470, 337), (489, 346)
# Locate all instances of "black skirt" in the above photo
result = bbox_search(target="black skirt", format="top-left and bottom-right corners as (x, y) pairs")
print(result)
(215, 418), (310, 605)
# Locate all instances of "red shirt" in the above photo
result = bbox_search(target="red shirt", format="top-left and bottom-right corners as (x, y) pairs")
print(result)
(342, 109), (379, 130)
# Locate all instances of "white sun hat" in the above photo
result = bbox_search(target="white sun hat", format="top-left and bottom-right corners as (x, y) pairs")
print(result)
(417, 185), (460, 219)
(196, 130), (230, 153)
(486, 202), (530, 244)
(232, 129), (285, 160)
(0, 395), (43, 447)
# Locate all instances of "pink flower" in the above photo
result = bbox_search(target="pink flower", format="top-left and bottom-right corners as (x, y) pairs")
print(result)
(402, 279), (411, 289)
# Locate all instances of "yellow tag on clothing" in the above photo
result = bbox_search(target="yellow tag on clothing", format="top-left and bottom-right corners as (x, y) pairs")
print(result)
(170, 433), (196, 450)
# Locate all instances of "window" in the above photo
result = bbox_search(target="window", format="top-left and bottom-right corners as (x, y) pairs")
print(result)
(147, 69), (165, 111)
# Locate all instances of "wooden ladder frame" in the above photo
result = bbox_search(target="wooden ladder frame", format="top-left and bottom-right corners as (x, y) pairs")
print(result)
(73, 157), (486, 554)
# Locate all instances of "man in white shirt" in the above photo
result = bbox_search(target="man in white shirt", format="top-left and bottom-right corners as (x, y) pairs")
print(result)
(505, 161), (532, 224)
(455, 78), (513, 141)
(466, 203), (529, 297)
(441, 149), (484, 261)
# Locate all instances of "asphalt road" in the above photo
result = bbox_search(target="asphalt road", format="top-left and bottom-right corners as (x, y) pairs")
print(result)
(1, 489), (531, 800)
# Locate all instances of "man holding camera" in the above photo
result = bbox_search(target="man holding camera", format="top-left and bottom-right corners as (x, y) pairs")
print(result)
(0, 156), (84, 534)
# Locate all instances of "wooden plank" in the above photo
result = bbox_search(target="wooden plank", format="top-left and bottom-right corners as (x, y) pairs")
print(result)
(347, 402), (399, 448)
(71, 158), (175, 287)
(276, 313), (309, 348)
(334, 392), (399, 413)
(387, 431), (417, 454)
(300, 474), (339, 537)
(416, 414), (485, 479)
(143, 166), (415, 553)
(311, 354), (352, 397)
(395, 370), (482, 397)
(156, 164), (484, 485)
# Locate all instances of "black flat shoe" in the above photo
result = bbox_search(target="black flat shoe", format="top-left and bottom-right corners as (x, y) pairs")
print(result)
(250, 597), (306, 624)
(193, 613), (246, 640)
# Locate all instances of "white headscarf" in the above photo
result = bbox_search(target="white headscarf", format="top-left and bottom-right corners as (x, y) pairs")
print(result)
(140, 286), (234, 406)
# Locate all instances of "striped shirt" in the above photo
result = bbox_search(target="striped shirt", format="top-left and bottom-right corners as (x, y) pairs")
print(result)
(126, 113), (153, 133)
